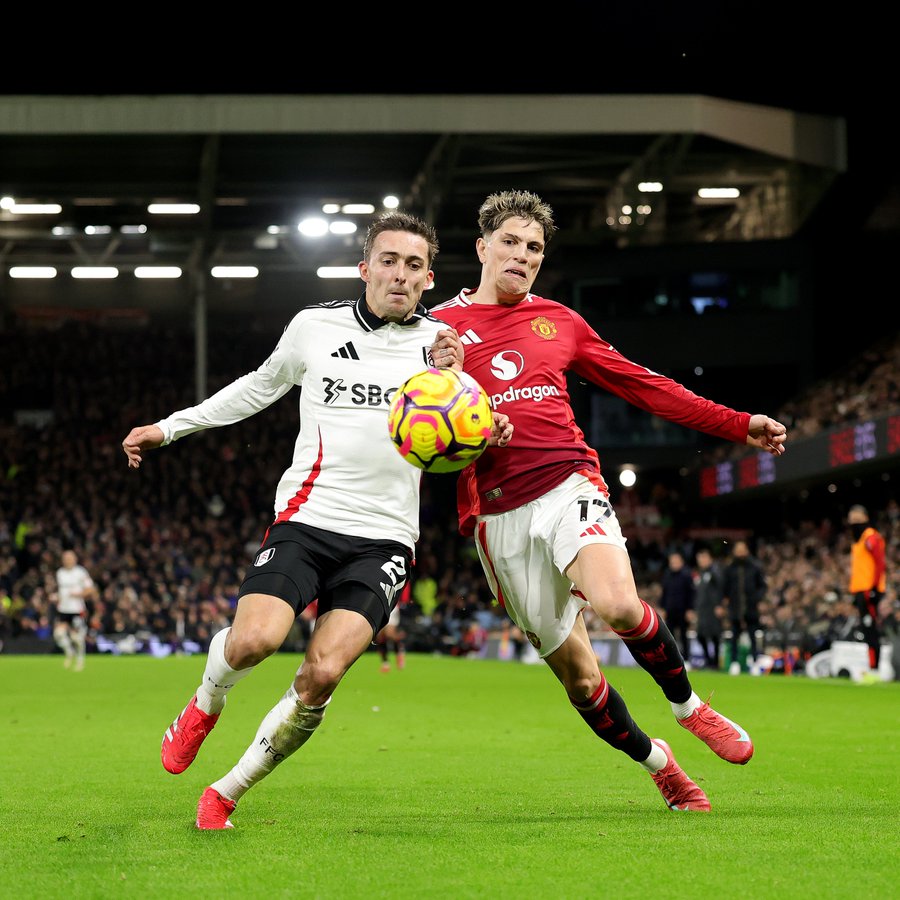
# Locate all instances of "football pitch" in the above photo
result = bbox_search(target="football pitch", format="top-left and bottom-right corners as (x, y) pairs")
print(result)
(1, 653), (897, 899)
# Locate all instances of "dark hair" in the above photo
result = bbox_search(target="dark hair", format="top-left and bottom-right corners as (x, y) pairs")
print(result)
(363, 212), (439, 267)
(477, 190), (557, 243)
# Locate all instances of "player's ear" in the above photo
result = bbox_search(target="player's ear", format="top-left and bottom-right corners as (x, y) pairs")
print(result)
(358, 261), (369, 283)
(475, 237), (487, 263)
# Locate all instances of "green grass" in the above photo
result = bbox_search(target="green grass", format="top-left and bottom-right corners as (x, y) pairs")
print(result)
(1, 653), (897, 899)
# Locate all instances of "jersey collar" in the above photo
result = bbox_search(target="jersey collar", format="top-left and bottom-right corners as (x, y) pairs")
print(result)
(354, 294), (429, 331)
(457, 288), (535, 305)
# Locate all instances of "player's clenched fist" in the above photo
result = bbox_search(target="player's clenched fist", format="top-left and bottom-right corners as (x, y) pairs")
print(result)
(122, 424), (165, 469)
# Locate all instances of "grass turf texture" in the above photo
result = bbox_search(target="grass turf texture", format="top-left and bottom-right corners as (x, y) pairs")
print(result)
(1, 653), (897, 899)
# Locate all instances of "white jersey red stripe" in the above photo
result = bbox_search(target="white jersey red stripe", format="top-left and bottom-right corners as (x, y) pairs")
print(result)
(157, 296), (449, 551)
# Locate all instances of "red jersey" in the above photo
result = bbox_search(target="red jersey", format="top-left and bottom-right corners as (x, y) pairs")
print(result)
(430, 290), (752, 536)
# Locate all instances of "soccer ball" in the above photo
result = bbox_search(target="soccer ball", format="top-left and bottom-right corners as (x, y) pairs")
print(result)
(387, 367), (493, 473)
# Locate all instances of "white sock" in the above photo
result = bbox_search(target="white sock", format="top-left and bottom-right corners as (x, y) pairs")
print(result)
(55, 629), (74, 657)
(73, 627), (87, 662)
(210, 685), (329, 801)
(195, 627), (255, 715)
(640, 742), (669, 774)
(671, 691), (702, 720)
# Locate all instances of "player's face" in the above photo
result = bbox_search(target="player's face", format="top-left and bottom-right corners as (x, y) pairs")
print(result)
(477, 216), (545, 304)
(360, 230), (434, 322)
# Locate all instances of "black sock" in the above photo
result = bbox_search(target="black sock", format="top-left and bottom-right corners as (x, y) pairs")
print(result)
(570, 673), (652, 762)
(613, 600), (691, 703)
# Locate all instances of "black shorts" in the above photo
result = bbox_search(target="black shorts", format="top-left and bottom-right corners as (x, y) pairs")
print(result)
(238, 521), (413, 635)
(56, 612), (85, 629)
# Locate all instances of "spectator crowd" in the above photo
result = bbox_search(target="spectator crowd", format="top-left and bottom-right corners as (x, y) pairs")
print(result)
(2, 318), (900, 675)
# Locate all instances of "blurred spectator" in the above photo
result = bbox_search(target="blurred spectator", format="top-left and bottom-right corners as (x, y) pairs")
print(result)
(410, 553), (439, 618)
(450, 619), (488, 657)
(722, 539), (767, 673)
(846, 504), (887, 671)
(432, 592), (479, 649)
(5, 319), (900, 672)
(658, 550), (694, 661)
(692, 547), (725, 670)
(881, 600), (900, 681)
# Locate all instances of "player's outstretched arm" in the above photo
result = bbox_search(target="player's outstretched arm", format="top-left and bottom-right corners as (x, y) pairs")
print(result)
(122, 424), (165, 469)
(746, 414), (787, 456)
(488, 412), (513, 448)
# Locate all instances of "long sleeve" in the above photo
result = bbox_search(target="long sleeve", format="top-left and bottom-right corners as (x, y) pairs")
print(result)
(571, 314), (751, 444)
(157, 369), (295, 444)
(156, 313), (306, 444)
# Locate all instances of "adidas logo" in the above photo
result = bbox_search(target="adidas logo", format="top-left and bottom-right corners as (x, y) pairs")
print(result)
(580, 524), (606, 538)
(459, 329), (483, 346)
(331, 341), (360, 360)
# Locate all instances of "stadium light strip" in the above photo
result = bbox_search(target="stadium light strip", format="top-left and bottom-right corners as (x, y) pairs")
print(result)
(698, 188), (741, 199)
(210, 266), (258, 278)
(317, 267), (360, 279)
(147, 203), (200, 214)
(71, 267), (119, 279)
(9, 266), (57, 278)
(7, 203), (63, 214)
(134, 266), (182, 279)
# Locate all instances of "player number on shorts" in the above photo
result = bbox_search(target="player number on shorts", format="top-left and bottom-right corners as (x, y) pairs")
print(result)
(577, 498), (612, 522)
(379, 555), (408, 605)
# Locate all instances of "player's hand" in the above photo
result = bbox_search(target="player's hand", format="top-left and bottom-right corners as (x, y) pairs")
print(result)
(746, 415), (787, 456)
(488, 411), (513, 448)
(431, 328), (464, 371)
(122, 424), (165, 469)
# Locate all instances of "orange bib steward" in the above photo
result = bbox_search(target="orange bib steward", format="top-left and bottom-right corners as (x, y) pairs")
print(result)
(849, 526), (886, 593)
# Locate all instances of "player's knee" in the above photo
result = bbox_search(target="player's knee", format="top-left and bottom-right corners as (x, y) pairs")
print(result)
(566, 673), (602, 704)
(597, 590), (642, 631)
(295, 657), (346, 699)
(226, 625), (283, 668)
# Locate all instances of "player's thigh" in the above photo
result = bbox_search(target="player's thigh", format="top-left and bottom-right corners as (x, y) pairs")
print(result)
(295, 607), (376, 702)
(527, 474), (639, 625)
(230, 592), (298, 656)
(304, 608), (375, 667)
(320, 541), (413, 633)
(555, 504), (639, 625)
(475, 507), (582, 658)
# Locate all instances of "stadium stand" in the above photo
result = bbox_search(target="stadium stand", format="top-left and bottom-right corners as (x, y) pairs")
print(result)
(1, 318), (898, 679)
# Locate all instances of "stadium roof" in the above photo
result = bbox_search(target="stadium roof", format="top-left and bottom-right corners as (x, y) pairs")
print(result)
(0, 23), (879, 316)
(0, 94), (851, 305)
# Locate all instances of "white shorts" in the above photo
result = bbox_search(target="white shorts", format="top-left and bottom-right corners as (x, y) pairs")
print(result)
(472, 473), (628, 658)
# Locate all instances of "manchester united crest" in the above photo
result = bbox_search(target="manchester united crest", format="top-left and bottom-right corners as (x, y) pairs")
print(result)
(531, 316), (557, 340)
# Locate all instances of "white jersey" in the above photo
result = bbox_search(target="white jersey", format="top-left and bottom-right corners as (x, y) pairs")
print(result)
(56, 564), (94, 615)
(157, 296), (447, 551)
